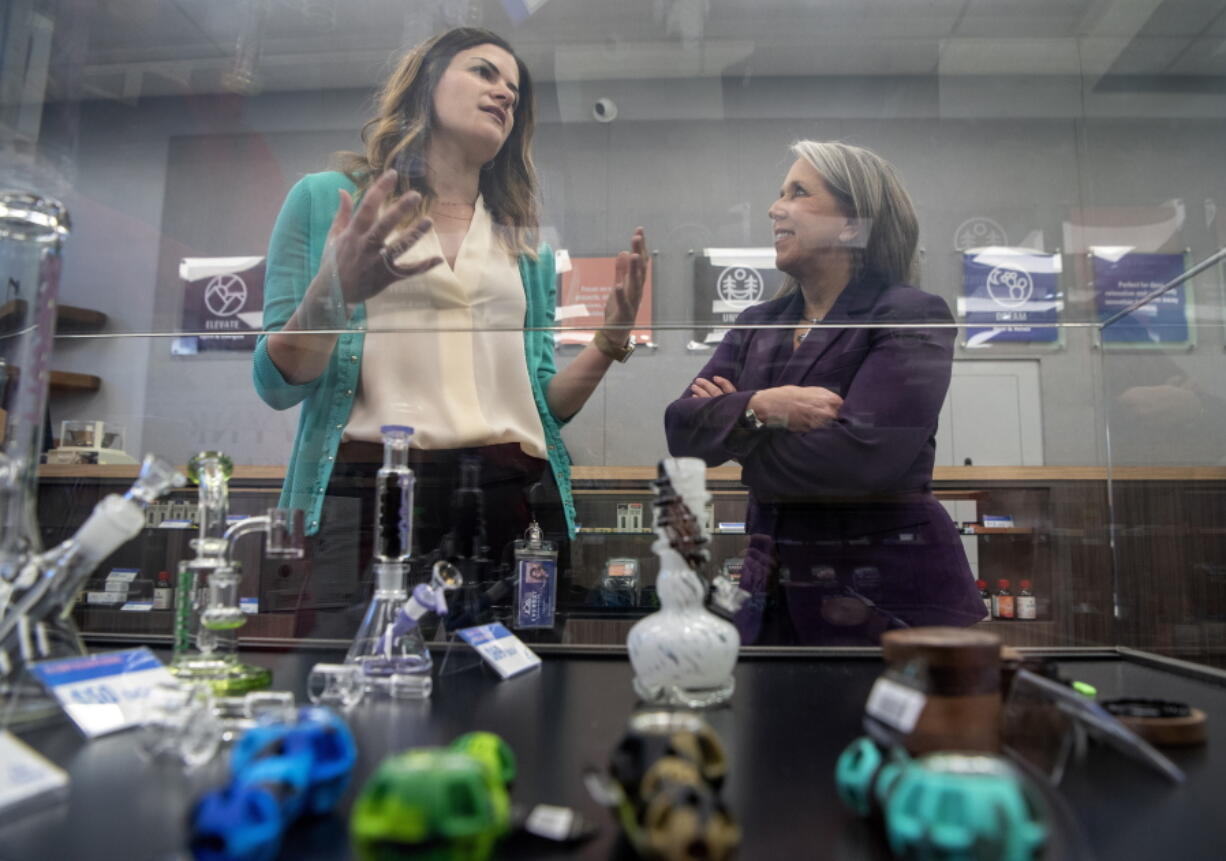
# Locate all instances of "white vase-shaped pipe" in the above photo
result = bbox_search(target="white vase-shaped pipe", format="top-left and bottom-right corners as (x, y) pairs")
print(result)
(628, 457), (739, 708)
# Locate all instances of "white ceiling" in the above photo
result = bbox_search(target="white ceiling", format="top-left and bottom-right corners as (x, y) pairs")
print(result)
(30, 0), (1226, 101)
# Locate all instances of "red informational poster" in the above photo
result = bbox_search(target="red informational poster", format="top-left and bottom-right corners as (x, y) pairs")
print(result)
(555, 255), (652, 346)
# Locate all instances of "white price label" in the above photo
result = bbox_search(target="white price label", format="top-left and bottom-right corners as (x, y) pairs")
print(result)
(865, 677), (927, 734)
(525, 804), (575, 841)
(29, 647), (176, 738)
(456, 623), (542, 679)
(0, 731), (69, 815)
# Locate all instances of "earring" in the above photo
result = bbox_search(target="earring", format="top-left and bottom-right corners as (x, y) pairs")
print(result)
(481, 160), (495, 172)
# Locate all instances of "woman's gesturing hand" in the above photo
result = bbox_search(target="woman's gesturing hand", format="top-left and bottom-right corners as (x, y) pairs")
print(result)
(326, 169), (444, 305)
(747, 386), (843, 432)
(600, 227), (648, 343)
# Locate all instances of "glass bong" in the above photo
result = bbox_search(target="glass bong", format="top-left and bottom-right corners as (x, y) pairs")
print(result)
(170, 451), (304, 694)
(627, 457), (744, 708)
(346, 426), (462, 690)
(0, 191), (185, 722)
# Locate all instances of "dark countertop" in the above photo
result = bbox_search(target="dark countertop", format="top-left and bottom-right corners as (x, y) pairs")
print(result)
(4, 647), (1226, 861)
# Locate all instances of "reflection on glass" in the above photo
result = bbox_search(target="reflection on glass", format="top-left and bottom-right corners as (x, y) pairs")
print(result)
(11, 0), (1217, 671)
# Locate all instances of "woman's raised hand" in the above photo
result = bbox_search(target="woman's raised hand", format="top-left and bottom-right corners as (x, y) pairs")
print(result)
(600, 227), (648, 342)
(326, 169), (444, 305)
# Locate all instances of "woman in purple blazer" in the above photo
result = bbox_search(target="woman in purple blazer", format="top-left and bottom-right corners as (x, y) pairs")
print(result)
(665, 141), (985, 645)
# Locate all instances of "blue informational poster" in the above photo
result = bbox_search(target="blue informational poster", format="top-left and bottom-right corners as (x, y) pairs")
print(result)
(960, 248), (1062, 347)
(1093, 250), (1190, 346)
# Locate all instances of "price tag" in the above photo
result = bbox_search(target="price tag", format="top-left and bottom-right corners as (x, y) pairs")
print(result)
(29, 647), (176, 738)
(525, 804), (575, 841)
(456, 623), (541, 679)
(120, 600), (153, 612)
(0, 731), (69, 817)
(865, 677), (927, 734)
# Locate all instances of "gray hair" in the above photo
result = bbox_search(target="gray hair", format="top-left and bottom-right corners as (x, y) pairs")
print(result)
(777, 140), (919, 296)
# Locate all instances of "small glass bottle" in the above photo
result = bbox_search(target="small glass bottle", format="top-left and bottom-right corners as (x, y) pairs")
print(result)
(977, 579), (991, 615)
(992, 579), (1015, 620)
(153, 570), (174, 610)
(1016, 579), (1036, 620)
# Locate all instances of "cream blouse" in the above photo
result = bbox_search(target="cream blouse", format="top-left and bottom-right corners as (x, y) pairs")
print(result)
(343, 197), (548, 458)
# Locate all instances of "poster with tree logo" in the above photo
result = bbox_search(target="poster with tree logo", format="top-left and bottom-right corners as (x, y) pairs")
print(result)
(691, 248), (785, 344)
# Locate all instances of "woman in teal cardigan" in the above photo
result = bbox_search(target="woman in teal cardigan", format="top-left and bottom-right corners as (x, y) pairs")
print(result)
(254, 28), (645, 580)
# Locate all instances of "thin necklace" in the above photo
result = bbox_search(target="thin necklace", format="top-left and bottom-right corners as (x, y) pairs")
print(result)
(434, 199), (476, 208)
(432, 211), (473, 221)
(794, 315), (821, 345)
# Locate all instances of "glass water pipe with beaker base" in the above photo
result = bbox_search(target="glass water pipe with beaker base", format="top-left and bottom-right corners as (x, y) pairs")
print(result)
(170, 451), (304, 694)
(345, 426), (462, 694)
(0, 191), (186, 724)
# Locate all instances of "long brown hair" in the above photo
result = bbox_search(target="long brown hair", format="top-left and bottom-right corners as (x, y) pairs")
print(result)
(335, 28), (539, 255)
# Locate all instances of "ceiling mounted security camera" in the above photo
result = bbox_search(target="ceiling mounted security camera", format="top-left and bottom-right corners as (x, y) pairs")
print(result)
(593, 98), (618, 123)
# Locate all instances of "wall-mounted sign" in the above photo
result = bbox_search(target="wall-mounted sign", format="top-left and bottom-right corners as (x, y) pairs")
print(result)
(692, 248), (785, 343)
(959, 247), (1062, 347)
(953, 217), (1008, 252)
(176, 256), (265, 353)
(555, 255), (653, 347)
(1093, 250), (1191, 347)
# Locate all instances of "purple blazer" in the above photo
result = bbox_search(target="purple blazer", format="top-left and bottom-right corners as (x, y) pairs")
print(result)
(665, 273), (986, 643)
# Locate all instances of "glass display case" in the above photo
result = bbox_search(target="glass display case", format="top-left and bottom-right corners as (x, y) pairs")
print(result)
(4, 3), (1226, 860)
(0, 0), (1219, 664)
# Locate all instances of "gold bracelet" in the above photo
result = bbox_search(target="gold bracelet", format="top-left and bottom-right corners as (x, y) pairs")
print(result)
(593, 329), (636, 362)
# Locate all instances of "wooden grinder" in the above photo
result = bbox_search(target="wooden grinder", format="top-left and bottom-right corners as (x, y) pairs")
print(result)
(881, 627), (1003, 755)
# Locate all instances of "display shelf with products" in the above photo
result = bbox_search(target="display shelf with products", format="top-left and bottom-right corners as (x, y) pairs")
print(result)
(30, 465), (1226, 653)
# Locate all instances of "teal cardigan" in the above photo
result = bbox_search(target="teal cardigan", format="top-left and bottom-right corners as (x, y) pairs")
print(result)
(253, 171), (576, 538)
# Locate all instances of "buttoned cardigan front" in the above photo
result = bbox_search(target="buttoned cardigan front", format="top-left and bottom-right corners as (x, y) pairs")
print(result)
(253, 171), (576, 537)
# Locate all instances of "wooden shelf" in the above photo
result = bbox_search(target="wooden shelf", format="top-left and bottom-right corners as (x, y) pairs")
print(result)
(571, 465), (1226, 484)
(0, 300), (108, 334)
(39, 463), (286, 480)
(35, 463), (1226, 483)
(0, 299), (22, 331)
(49, 370), (101, 392)
(2, 366), (102, 393)
(960, 526), (1035, 535)
(56, 304), (108, 333)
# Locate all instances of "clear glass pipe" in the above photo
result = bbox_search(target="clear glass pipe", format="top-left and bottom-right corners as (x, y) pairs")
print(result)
(0, 192), (70, 579)
(375, 425), (414, 563)
(171, 454), (299, 695)
(0, 456), (184, 723)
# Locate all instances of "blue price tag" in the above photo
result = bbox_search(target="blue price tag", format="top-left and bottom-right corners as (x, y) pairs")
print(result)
(29, 647), (176, 738)
(457, 624), (541, 679)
